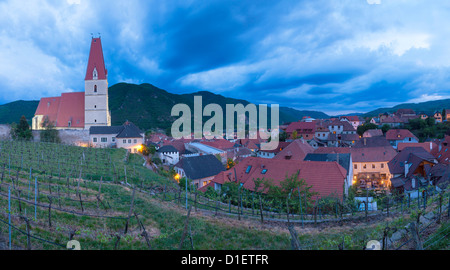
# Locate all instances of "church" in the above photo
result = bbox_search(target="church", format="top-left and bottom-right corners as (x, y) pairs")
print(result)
(32, 37), (111, 130)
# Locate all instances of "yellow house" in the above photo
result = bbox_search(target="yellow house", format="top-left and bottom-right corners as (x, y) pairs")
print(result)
(434, 111), (442, 123)
(350, 146), (397, 192)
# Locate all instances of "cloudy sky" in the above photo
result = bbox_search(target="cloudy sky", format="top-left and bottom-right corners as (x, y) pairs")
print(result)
(1, 0), (450, 115)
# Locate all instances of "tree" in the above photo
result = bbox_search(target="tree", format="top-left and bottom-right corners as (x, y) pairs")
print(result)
(357, 123), (378, 136)
(226, 158), (236, 170)
(148, 144), (156, 155)
(292, 130), (299, 139)
(140, 144), (151, 156)
(381, 124), (391, 134)
(11, 115), (33, 141)
(40, 117), (61, 143)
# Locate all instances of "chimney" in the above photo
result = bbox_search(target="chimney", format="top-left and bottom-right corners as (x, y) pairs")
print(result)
(405, 162), (409, 177)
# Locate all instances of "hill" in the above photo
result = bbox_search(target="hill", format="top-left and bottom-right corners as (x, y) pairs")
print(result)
(0, 83), (330, 130)
(363, 98), (450, 118)
(0, 100), (39, 124)
(108, 83), (330, 130)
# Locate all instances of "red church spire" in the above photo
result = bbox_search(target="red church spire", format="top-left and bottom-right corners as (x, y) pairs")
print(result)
(85, 37), (107, 81)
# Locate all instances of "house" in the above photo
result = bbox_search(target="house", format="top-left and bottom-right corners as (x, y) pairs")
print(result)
(308, 138), (327, 149)
(380, 115), (404, 128)
(314, 121), (330, 140)
(157, 145), (180, 165)
(443, 109), (450, 121)
(227, 147), (253, 163)
(351, 146), (397, 192)
(370, 117), (381, 126)
(418, 113), (430, 120)
(201, 157), (348, 200)
(285, 121), (316, 140)
(256, 141), (291, 159)
(388, 147), (438, 195)
(185, 142), (227, 163)
(385, 129), (419, 149)
(429, 163), (450, 190)
(273, 139), (314, 161)
(395, 108), (416, 118)
(340, 115), (364, 129)
(174, 155), (225, 189)
(327, 133), (360, 147)
(327, 119), (357, 135)
(33, 37), (111, 130)
(89, 121), (144, 153)
(304, 153), (353, 196)
(434, 111), (443, 123)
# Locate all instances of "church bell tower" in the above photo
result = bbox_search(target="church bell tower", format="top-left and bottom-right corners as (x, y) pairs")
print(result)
(84, 37), (111, 129)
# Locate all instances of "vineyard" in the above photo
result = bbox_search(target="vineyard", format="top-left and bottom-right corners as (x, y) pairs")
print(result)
(0, 140), (448, 250)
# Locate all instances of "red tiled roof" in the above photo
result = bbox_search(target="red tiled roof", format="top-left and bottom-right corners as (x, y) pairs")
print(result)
(202, 157), (346, 199)
(351, 146), (397, 163)
(273, 139), (314, 160)
(386, 129), (418, 141)
(285, 121), (316, 133)
(397, 142), (437, 154)
(85, 38), (107, 81)
(258, 141), (291, 153)
(55, 92), (85, 128)
(34, 96), (61, 124)
(35, 92), (85, 128)
(313, 147), (351, 154)
(200, 139), (235, 150)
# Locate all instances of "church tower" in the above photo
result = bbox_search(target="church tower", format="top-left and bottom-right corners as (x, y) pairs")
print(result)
(84, 37), (111, 129)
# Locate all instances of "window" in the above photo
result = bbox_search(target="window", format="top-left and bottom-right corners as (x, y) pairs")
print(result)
(94, 105), (97, 108)
(123, 139), (127, 144)
(101, 138), (107, 143)
(245, 166), (252, 174)
(261, 169), (268, 174)
(354, 164), (357, 169)
(112, 137), (116, 142)
(93, 137), (97, 143)
(363, 164), (367, 169)
(128, 139), (132, 143)
(381, 163), (384, 169)
(134, 139), (137, 143)
(94, 85), (97, 93)
(372, 164), (375, 169)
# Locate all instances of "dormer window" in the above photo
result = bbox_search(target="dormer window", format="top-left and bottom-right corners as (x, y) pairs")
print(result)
(93, 67), (98, 80)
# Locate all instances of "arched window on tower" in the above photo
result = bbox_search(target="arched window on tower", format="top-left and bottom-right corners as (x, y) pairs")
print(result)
(94, 85), (97, 93)
(93, 67), (98, 80)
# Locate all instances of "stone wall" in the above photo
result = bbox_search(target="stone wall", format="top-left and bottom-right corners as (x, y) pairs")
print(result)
(0, 125), (11, 140)
(32, 129), (90, 146)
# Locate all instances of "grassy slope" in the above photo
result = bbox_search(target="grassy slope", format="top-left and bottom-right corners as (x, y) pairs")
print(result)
(0, 141), (448, 250)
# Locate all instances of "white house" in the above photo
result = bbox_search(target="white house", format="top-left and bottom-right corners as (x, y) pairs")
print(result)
(89, 121), (144, 153)
(157, 145), (180, 165)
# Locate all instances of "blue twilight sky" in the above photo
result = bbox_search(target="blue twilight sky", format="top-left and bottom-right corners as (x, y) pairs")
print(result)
(1, 0), (450, 115)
